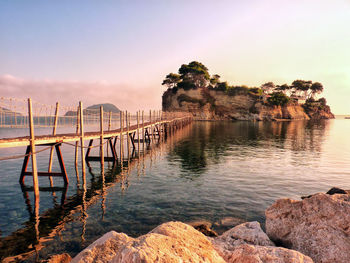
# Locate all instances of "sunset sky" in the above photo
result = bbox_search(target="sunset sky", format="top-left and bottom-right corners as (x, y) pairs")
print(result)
(0, 0), (349, 114)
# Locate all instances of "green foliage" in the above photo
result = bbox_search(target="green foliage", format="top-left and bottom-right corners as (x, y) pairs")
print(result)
(178, 61), (210, 89)
(216, 81), (229, 92)
(177, 80), (196, 91)
(210, 74), (220, 86)
(226, 86), (250, 96)
(162, 73), (181, 89)
(268, 92), (290, 106)
(261, 82), (276, 94)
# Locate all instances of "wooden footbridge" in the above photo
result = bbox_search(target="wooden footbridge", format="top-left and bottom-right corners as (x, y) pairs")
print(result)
(0, 98), (193, 199)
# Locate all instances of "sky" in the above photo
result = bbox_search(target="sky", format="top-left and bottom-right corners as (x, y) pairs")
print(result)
(0, 0), (349, 114)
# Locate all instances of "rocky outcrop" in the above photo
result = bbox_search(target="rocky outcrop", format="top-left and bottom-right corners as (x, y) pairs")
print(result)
(162, 88), (318, 121)
(72, 222), (225, 263)
(211, 221), (313, 263)
(72, 221), (313, 263)
(265, 193), (350, 263)
(223, 244), (313, 263)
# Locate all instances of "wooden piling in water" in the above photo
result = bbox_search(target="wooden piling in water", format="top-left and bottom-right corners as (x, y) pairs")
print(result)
(137, 111), (140, 155)
(120, 111), (124, 164)
(142, 110), (145, 151)
(75, 105), (80, 182)
(28, 98), (39, 198)
(79, 101), (86, 182)
(48, 102), (59, 186)
(100, 106), (104, 167)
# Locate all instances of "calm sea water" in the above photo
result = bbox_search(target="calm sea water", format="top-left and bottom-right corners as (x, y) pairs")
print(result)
(0, 119), (350, 261)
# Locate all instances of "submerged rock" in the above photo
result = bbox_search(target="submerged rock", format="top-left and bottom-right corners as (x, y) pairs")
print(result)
(265, 193), (350, 263)
(187, 220), (218, 237)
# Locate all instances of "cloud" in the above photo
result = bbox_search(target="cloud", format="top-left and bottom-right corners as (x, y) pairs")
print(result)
(0, 75), (162, 112)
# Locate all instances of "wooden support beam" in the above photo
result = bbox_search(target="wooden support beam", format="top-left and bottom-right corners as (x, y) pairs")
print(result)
(55, 144), (69, 185)
(137, 111), (140, 154)
(142, 110), (145, 151)
(100, 106), (104, 166)
(79, 101), (86, 182)
(48, 102), (59, 186)
(28, 98), (39, 198)
(75, 104), (80, 182)
(120, 111), (124, 164)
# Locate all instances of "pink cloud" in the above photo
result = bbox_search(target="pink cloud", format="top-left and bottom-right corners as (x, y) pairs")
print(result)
(0, 75), (162, 113)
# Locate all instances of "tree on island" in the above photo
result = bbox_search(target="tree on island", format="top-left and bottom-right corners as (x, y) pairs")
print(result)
(162, 61), (327, 107)
(261, 82), (276, 94)
(162, 73), (181, 89)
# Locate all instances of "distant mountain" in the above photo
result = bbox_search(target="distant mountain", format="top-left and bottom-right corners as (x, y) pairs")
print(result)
(86, 103), (120, 113)
(64, 103), (120, 116)
(0, 107), (23, 116)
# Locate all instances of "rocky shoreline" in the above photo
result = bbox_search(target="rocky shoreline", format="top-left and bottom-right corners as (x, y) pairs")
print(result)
(50, 187), (350, 263)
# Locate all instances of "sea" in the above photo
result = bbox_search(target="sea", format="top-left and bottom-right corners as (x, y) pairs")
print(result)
(0, 117), (350, 262)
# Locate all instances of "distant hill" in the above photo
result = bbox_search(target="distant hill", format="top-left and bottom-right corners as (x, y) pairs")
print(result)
(86, 103), (120, 113)
(0, 107), (23, 116)
(64, 103), (120, 116)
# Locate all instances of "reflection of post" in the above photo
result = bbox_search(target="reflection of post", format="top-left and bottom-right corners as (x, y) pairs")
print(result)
(48, 102), (59, 187)
(28, 98), (39, 198)
(79, 102), (86, 184)
(75, 105), (80, 184)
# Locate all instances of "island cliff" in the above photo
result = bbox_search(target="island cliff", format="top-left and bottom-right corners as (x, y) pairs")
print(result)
(161, 61), (334, 121)
(162, 87), (334, 121)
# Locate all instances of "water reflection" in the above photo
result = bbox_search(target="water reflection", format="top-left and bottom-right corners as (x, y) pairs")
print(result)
(169, 120), (329, 177)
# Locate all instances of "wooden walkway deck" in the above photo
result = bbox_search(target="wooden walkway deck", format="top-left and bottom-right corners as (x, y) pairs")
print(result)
(0, 119), (182, 148)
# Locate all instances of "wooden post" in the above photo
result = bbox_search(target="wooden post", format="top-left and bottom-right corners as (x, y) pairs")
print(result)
(48, 102), (59, 186)
(149, 110), (152, 141)
(28, 98), (39, 198)
(120, 111), (123, 164)
(75, 105), (80, 182)
(108, 111), (112, 131)
(142, 110), (145, 151)
(100, 106), (104, 166)
(126, 111), (130, 158)
(79, 102), (86, 182)
(137, 111), (140, 155)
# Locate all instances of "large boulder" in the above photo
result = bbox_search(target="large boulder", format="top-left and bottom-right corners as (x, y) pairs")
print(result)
(72, 221), (225, 263)
(223, 244), (313, 263)
(211, 221), (312, 262)
(71, 231), (133, 263)
(265, 193), (350, 263)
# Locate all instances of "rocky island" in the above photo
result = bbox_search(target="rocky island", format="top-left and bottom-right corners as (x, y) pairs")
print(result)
(162, 62), (334, 121)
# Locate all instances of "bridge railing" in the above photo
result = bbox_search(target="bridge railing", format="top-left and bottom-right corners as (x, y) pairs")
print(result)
(0, 97), (192, 137)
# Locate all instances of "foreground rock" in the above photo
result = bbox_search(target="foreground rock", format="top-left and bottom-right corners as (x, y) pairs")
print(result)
(266, 193), (350, 263)
(72, 221), (312, 263)
(72, 222), (225, 263)
(212, 221), (313, 263)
